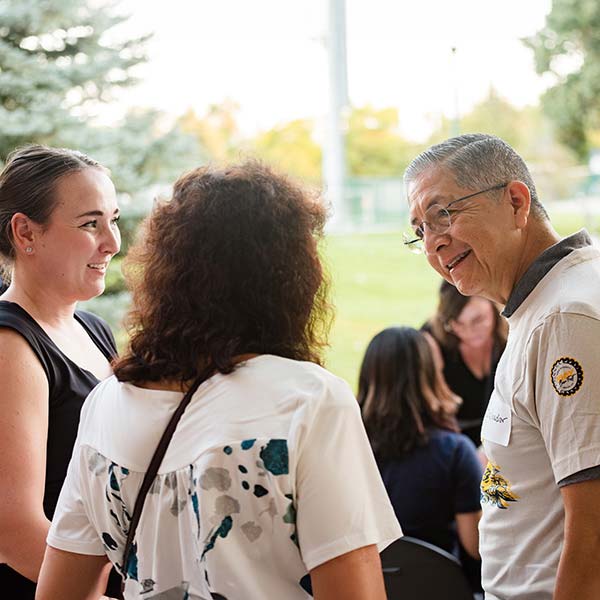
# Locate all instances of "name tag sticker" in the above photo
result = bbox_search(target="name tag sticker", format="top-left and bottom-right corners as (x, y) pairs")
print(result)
(481, 395), (512, 447)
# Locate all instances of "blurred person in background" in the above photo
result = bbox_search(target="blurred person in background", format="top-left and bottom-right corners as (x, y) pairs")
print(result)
(358, 327), (482, 574)
(36, 161), (401, 600)
(0, 146), (121, 598)
(424, 280), (507, 447)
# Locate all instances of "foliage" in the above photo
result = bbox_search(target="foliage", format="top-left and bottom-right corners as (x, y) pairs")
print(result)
(64, 109), (199, 196)
(457, 88), (524, 149)
(428, 88), (580, 203)
(524, 0), (600, 160)
(179, 100), (242, 164)
(179, 102), (423, 181)
(103, 257), (126, 294)
(431, 88), (541, 153)
(345, 105), (422, 177)
(0, 0), (142, 158)
(251, 118), (322, 182)
(0, 0), (199, 194)
(81, 290), (130, 349)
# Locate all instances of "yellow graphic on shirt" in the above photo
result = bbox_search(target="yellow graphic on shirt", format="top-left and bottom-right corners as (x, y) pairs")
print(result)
(481, 462), (519, 509)
(550, 356), (583, 397)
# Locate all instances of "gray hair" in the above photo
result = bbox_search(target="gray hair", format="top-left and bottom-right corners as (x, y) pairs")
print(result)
(404, 133), (548, 220)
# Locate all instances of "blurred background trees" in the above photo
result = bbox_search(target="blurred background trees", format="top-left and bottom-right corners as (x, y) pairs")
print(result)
(1, 0), (586, 216)
(525, 0), (600, 162)
(0, 0), (145, 156)
(0, 0), (198, 195)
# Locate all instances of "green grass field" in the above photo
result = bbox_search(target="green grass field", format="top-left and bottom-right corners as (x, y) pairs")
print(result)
(322, 231), (439, 390)
(322, 212), (587, 390)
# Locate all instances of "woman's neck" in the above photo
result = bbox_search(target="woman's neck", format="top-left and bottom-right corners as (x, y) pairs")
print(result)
(134, 353), (261, 392)
(2, 281), (77, 327)
(459, 337), (494, 380)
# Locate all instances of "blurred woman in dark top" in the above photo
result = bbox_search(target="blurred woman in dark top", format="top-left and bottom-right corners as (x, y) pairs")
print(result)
(424, 280), (507, 446)
(358, 326), (482, 560)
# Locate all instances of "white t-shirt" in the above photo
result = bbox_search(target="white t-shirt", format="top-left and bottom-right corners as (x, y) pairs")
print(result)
(48, 354), (402, 599)
(480, 238), (600, 600)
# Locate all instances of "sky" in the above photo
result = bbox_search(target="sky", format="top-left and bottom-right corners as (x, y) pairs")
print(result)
(111, 0), (553, 141)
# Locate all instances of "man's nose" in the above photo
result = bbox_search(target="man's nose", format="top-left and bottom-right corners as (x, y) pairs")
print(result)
(422, 225), (449, 255)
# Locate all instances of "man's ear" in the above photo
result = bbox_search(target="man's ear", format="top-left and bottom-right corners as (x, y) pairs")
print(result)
(11, 212), (37, 253)
(506, 181), (531, 229)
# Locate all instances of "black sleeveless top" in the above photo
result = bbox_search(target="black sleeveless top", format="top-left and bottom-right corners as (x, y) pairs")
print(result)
(0, 301), (117, 597)
(441, 342), (502, 446)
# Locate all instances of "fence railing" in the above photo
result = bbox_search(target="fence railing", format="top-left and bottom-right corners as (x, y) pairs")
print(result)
(339, 170), (600, 233)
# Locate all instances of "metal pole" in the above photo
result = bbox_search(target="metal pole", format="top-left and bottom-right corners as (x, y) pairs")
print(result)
(451, 46), (460, 136)
(324, 0), (349, 230)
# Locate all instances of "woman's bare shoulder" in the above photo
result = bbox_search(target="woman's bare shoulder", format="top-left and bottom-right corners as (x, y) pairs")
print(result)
(0, 327), (47, 397)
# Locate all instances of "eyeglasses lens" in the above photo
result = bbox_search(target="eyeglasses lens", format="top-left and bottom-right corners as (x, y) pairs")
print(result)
(403, 204), (451, 254)
(424, 205), (451, 234)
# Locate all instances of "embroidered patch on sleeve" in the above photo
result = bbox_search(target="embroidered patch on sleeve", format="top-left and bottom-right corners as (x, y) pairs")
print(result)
(550, 357), (583, 396)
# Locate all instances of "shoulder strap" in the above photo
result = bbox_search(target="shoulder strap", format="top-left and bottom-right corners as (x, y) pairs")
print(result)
(121, 363), (215, 581)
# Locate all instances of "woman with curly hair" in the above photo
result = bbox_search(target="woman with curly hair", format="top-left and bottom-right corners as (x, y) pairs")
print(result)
(37, 162), (401, 600)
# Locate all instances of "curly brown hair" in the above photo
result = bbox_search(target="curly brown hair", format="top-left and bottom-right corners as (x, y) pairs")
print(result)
(113, 161), (332, 383)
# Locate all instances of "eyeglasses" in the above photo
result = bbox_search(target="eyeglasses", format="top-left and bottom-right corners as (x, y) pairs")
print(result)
(403, 183), (508, 254)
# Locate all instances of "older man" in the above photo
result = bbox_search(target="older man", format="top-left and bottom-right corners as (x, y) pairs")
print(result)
(405, 133), (600, 600)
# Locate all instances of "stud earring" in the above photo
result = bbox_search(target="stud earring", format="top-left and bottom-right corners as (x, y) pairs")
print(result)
(25, 247), (33, 254)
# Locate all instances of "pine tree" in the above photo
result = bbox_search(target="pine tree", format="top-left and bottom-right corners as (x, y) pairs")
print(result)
(0, 0), (198, 192)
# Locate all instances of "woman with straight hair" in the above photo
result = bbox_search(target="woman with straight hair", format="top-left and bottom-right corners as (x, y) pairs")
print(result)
(358, 326), (482, 561)
(36, 161), (401, 600)
(0, 145), (121, 598)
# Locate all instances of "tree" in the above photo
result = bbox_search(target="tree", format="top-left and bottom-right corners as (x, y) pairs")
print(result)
(0, 0), (198, 192)
(0, 0), (143, 156)
(459, 88), (525, 149)
(346, 105), (421, 177)
(524, 0), (600, 160)
(179, 100), (243, 163)
(251, 118), (321, 182)
(67, 109), (198, 195)
(427, 89), (580, 203)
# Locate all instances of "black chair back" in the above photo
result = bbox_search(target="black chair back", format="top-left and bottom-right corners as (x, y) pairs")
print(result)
(381, 536), (473, 600)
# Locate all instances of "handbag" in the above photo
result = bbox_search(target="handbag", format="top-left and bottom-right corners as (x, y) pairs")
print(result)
(120, 363), (215, 591)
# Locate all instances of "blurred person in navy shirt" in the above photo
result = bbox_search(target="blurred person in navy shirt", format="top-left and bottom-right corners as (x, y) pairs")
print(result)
(358, 326), (482, 560)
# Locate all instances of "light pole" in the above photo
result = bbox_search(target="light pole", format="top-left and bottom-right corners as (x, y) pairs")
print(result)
(451, 46), (460, 136)
(323, 0), (349, 230)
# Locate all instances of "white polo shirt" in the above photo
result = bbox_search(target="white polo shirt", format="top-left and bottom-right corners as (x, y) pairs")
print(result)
(480, 231), (600, 600)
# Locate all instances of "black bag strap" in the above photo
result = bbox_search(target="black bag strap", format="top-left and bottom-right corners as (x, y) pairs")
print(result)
(121, 364), (215, 582)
